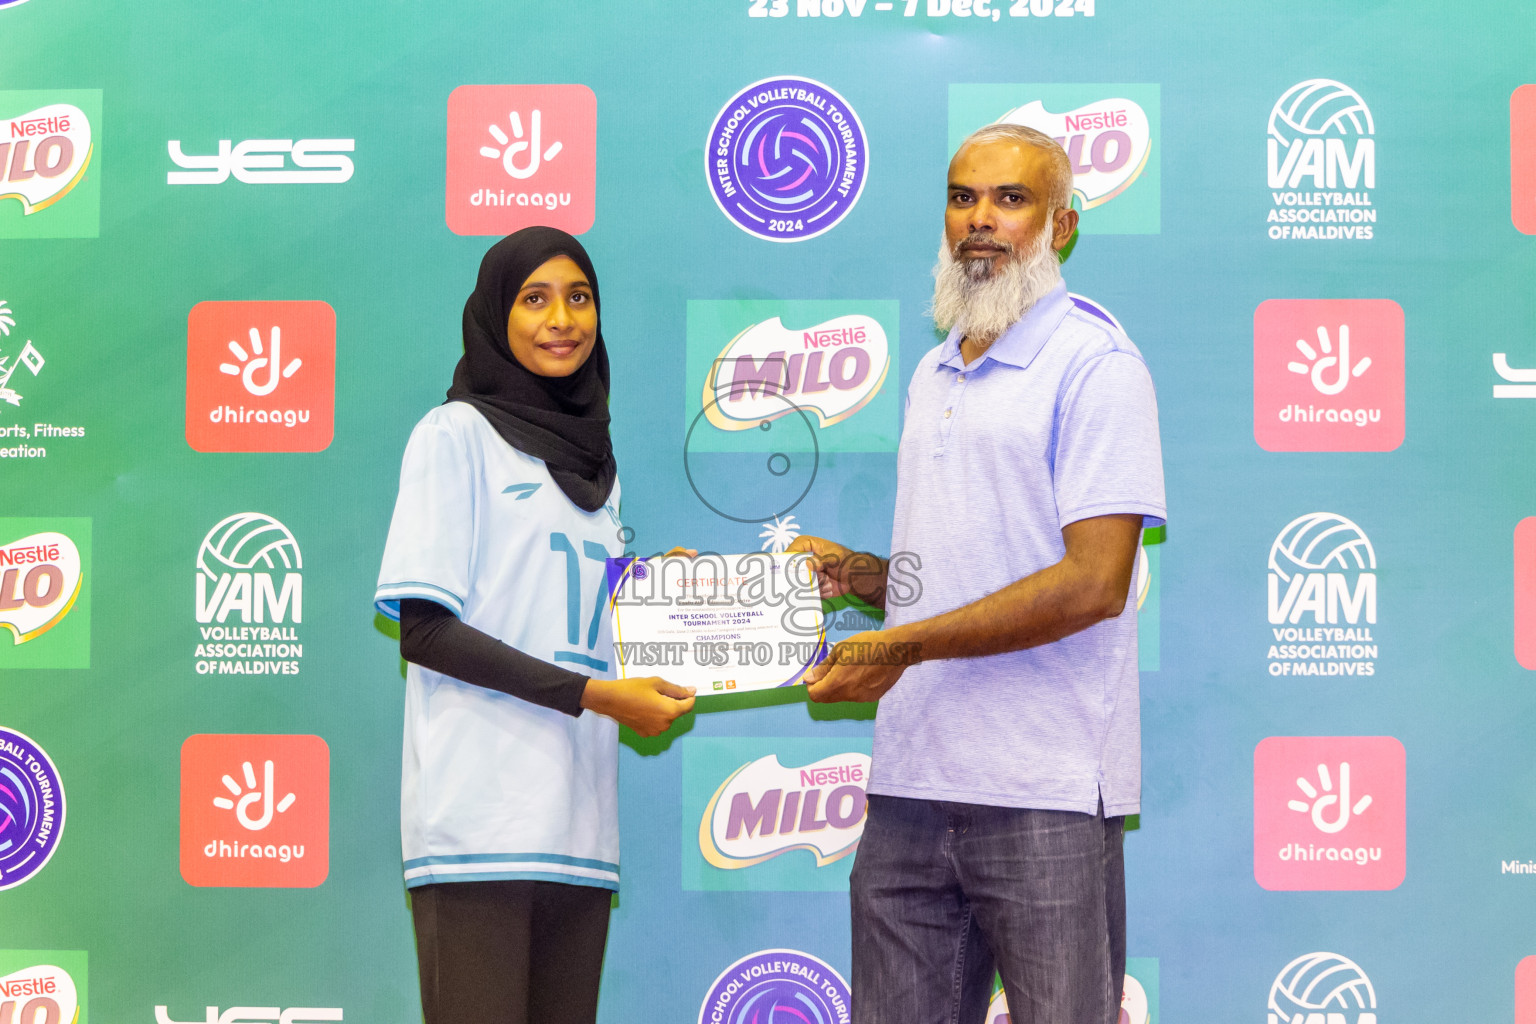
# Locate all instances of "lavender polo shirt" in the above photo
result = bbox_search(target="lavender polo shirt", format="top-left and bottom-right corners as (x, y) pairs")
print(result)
(872, 282), (1166, 817)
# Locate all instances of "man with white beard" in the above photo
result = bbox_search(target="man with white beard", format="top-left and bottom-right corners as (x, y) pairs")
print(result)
(789, 123), (1166, 1024)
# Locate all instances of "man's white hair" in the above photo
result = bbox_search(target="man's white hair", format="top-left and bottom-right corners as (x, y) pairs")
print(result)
(930, 222), (1062, 344)
(958, 122), (1074, 213)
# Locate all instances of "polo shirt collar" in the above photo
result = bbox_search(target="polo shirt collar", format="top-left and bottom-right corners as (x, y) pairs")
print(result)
(938, 280), (1073, 372)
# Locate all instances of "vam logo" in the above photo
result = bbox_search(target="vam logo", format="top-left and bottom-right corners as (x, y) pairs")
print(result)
(446, 84), (595, 235)
(0, 519), (91, 669)
(166, 138), (354, 184)
(1266, 79), (1376, 240)
(948, 84), (1160, 234)
(1254, 736), (1405, 891)
(0, 727), (65, 890)
(700, 752), (870, 869)
(0, 957), (85, 1024)
(185, 301), (336, 453)
(1253, 299), (1404, 452)
(1268, 952), (1377, 1024)
(193, 513), (304, 676)
(0, 91), (101, 238)
(179, 733), (329, 888)
(157, 1009), (340, 1024)
(1266, 513), (1378, 678)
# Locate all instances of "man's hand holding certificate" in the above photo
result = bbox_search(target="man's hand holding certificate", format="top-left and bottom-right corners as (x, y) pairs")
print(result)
(606, 552), (828, 695)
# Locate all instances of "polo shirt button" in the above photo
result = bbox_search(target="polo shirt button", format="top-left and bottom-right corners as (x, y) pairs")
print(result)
(957, 374), (965, 382)
(944, 409), (952, 418)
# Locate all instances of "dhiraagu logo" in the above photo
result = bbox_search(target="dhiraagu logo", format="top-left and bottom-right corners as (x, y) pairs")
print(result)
(948, 84), (1160, 234)
(683, 737), (871, 892)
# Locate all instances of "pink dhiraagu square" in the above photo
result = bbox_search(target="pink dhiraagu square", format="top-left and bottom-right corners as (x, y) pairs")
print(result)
(1254, 299), (1404, 452)
(1517, 956), (1536, 1024)
(1514, 86), (1536, 234)
(1254, 736), (1405, 891)
(446, 84), (595, 236)
(1514, 518), (1536, 669)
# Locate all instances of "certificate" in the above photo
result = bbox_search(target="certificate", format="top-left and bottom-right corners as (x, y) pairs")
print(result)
(605, 552), (827, 694)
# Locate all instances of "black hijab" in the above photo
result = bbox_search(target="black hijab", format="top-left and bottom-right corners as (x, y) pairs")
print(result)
(446, 227), (616, 513)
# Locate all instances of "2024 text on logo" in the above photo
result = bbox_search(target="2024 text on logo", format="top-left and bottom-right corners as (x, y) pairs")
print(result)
(1254, 300), (1403, 452)
(186, 301), (335, 453)
(446, 84), (594, 235)
(1254, 736), (1405, 891)
(179, 734), (328, 888)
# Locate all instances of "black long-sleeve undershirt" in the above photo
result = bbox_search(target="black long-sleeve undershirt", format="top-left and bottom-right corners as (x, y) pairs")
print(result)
(398, 598), (588, 718)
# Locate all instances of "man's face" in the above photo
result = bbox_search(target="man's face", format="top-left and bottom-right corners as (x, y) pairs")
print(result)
(944, 139), (1073, 278)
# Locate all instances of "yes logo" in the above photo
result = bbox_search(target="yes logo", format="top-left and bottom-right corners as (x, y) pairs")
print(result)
(156, 1010), (341, 1024)
(446, 84), (595, 235)
(166, 138), (354, 185)
(687, 300), (899, 454)
(179, 734), (329, 888)
(948, 84), (1160, 234)
(0, 955), (86, 1024)
(186, 301), (336, 453)
(0, 519), (90, 669)
(1254, 737), (1405, 891)
(1514, 86), (1536, 234)
(1254, 299), (1404, 451)
(0, 91), (101, 238)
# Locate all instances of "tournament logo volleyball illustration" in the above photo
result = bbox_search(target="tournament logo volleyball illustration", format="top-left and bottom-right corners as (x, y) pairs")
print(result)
(1268, 952), (1378, 1024)
(707, 77), (868, 242)
(0, 727), (65, 891)
(698, 949), (850, 1024)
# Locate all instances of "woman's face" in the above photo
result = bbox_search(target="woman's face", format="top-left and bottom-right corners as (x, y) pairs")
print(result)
(505, 255), (598, 377)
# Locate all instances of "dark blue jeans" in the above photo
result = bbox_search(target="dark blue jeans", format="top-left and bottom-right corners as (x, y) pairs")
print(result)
(850, 795), (1125, 1024)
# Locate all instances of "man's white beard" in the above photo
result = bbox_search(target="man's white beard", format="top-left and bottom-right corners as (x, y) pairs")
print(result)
(930, 224), (1062, 344)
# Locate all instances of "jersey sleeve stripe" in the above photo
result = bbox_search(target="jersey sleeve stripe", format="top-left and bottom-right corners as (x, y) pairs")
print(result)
(404, 864), (620, 890)
(374, 581), (466, 619)
(404, 851), (619, 873)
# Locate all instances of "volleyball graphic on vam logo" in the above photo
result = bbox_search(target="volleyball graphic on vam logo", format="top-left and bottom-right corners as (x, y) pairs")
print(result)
(1268, 951), (1377, 1024)
(1266, 512), (1378, 678)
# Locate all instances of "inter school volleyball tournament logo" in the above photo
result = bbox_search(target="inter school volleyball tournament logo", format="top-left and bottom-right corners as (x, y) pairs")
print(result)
(1266, 79), (1376, 241)
(1254, 736), (1405, 891)
(185, 301), (336, 453)
(947, 85), (1160, 234)
(193, 513), (304, 677)
(1266, 513), (1378, 678)
(0, 727), (65, 890)
(179, 733), (329, 888)
(0, 955), (86, 1024)
(446, 84), (595, 236)
(1253, 299), (1404, 452)
(706, 77), (868, 242)
(1268, 952), (1378, 1024)
(0, 91), (101, 238)
(0, 520), (91, 669)
(1512, 86), (1536, 234)
(699, 949), (851, 1024)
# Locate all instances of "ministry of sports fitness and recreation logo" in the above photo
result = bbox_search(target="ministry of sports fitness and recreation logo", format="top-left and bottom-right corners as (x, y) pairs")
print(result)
(446, 84), (595, 235)
(179, 733), (329, 888)
(1266, 79), (1376, 241)
(1268, 952), (1378, 1024)
(686, 300), (898, 456)
(0, 298), (85, 460)
(947, 84), (1160, 234)
(0, 519), (91, 670)
(1512, 86), (1535, 234)
(185, 301), (336, 453)
(1254, 299), (1404, 452)
(0, 953), (87, 1024)
(1266, 513), (1378, 678)
(0, 727), (65, 890)
(1254, 736), (1405, 891)
(193, 513), (304, 676)
(0, 91), (101, 238)
(706, 77), (868, 243)
(698, 949), (850, 1024)
(166, 136), (354, 185)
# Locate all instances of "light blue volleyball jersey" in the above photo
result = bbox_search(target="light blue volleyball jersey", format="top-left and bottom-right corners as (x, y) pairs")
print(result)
(376, 401), (623, 890)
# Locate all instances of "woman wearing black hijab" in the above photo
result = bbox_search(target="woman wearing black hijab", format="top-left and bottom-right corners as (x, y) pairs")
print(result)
(375, 227), (694, 1024)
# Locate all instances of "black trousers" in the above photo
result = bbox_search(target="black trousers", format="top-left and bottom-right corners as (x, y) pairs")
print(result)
(410, 879), (612, 1024)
